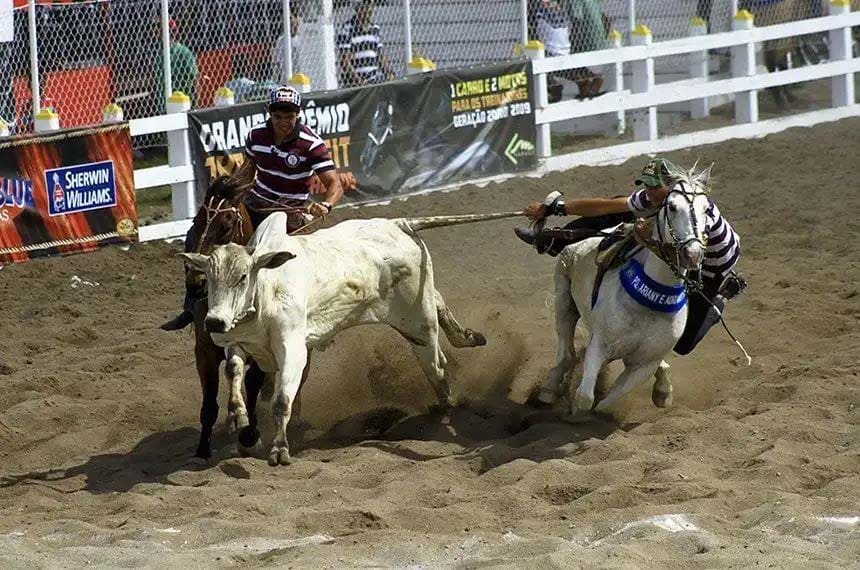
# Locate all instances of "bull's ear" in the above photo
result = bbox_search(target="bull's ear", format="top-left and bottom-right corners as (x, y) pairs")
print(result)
(177, 252), (209, 272)
(253, 250), (295, 271)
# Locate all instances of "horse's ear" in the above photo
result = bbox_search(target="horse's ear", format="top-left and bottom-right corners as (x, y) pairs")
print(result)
(695, 162), (714, 190)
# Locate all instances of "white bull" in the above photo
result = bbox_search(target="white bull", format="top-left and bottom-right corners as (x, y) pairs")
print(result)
(179, 210), (519, 466)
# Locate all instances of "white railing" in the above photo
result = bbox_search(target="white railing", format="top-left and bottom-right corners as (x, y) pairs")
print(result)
(129, 4), (858, 243)
(527, 6), (860, 157)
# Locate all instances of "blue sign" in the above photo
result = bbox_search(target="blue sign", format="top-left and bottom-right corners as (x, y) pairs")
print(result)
(0, 177), (35, 210)
(44, 160), (117, 217)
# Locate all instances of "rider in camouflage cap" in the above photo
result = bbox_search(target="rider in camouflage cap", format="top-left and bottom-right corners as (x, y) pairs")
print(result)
(634, 158), (678, 188)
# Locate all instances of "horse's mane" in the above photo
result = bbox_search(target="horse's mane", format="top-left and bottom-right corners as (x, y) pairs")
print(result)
(666, 159), (714, 194)
(208, 175), (250, 202)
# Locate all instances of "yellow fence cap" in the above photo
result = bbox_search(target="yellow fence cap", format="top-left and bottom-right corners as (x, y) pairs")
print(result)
(408, 57), (436, 70)
(524, 39), (544, 51)
(103, 102), (123, 113)
(690, 16), (707, 27)
(608, 29), (622, 42)
(215, 86), (234, 98)
(632, 24), (652, 36)
(735, 9), (754, 21)
(830, 0), (851, 6)
(167, 91), (190, 104)
(289, 73), (312, 85)
(35, 108), (59, 119)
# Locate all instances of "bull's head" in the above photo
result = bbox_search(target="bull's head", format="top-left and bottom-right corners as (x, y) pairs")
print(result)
(178, 243), (295, 334)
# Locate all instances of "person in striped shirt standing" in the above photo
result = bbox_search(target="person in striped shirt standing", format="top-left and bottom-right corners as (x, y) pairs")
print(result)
(514, 158), (746, 355)
(337, 0), (394, 87)
(161, 85), (344, 331)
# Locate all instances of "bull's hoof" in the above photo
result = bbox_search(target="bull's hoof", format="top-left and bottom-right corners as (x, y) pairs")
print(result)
(268, 447), (291, 466)
(238, 425), (261, 448)
(468, 330), (487, 347)
(185, 456), (209, 469)
(652, 387), (673, 408)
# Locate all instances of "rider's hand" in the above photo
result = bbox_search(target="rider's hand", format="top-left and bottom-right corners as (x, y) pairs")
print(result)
(307, 202), (331, 219)
(525, 202), (548, 221)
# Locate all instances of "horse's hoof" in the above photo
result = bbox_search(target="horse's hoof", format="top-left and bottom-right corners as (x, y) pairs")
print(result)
(268, 447), (291, 466)
(573, 390), (594, 413)
(652, 388), (673, 408)
(238, 425), (261, 448)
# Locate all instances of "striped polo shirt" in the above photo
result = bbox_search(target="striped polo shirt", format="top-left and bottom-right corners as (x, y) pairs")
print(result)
(337, 18), (385, 84)
(627, 188), (740, 279)
(244, 121), (335, 209)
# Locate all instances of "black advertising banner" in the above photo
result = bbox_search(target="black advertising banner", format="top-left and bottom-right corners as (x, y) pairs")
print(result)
(188, 60), (536, 203)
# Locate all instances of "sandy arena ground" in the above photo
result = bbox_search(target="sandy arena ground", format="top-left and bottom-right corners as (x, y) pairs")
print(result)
(0, 119), (858, 568)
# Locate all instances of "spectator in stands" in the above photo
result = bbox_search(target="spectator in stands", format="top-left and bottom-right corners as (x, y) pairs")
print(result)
(337, 0), (395, 87)
(272, 9), (301, 83)
(531, 0), (606, 102)
(156, 18), (198, 107)
(226, 53), (257, 103)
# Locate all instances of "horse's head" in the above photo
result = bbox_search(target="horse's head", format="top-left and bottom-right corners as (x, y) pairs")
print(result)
(655, 163), (712, 271)
(185, 175), (253, 293)
(192, 175), (253, 256)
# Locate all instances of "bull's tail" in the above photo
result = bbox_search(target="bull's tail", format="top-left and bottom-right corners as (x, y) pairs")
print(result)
(396, 211), (523, 233)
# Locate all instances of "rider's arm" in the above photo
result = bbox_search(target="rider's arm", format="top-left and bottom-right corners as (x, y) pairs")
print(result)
(317, 169), (344, 208)
(562, 197), (630, 216)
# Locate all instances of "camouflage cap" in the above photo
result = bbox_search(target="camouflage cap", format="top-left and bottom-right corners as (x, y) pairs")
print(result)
(635, 158), (674, 187)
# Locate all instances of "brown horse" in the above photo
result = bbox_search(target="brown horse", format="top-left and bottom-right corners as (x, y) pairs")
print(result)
(185, 175), (267, 461)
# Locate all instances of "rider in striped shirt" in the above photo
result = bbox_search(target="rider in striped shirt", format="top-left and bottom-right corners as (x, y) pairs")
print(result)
(515, 158), (745, 355)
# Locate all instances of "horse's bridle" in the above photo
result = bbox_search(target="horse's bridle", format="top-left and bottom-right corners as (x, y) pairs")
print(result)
(195, 196), (244, 253)
(654, 179), (708, 273)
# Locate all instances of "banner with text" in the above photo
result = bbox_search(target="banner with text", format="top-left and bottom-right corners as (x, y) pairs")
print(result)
(188, 60), (536, 203)
(0, 124), (138, 264)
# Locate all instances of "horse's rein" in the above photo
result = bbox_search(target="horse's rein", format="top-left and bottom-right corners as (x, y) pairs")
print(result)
(196, 197), (243, 253)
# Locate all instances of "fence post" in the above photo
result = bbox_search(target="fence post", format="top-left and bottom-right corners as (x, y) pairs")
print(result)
(520, 0), (529, 44)
(34, 108), (59, 133)
(731, 10), (757, 124)
(166, 91), (195, 220)
(631, 24), (657, 142)
(627, 0), (636, 39)
(27, 0), (40, 117)
(282, 0), (293, 82)
(214, 87), (235, 107)
(829, 0), (855, 108)
(525, 40), (551, 158)
(689, 17), (710, 119)
(289, 73), (312, 93)
(403, 0), (413, 73)
(605, 30), (626, 136)
(160, 0), (173, 102)
(407, 57), (436, 75)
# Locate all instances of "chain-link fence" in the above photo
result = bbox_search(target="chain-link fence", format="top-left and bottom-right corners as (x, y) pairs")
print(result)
(0, 0), (843, 142)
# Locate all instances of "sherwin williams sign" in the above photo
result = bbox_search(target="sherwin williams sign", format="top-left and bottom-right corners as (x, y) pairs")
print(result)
(45, 160), (117, 216)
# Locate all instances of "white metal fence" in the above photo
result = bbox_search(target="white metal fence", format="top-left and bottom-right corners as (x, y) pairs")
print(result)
(0, 0), (839, 143)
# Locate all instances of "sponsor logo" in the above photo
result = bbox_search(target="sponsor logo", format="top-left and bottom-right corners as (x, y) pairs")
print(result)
(0, 177), (35, 222)
(504, 133), (535, 165)
(286, 152), (300, 167)
(116, 217), (136, 238)
(44, 160), (117, 216)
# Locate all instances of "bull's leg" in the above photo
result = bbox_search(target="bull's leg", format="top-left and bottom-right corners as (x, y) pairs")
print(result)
(572, 339), (608, 414)
(238, 361), (265, 449)
(194, 333), (224, 460)
(434, 290), (486, 348)
(538, 270), (579, 405)
(594, 359), (662, 413)
(269, 335), (309, 466)
(225, 345), (250, 432)
(651, 360), (673, 408)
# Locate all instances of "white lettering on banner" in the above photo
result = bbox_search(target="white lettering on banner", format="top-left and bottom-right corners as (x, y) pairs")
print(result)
(66, 188), (113, 209)
(64, 168), (110, 190)
(200, 114), (268, 152)
(225, 120), (240, 149)
(301, 102), (350, 135)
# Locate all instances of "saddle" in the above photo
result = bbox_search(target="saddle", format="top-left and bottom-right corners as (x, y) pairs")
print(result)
(590, 223), (641, 308)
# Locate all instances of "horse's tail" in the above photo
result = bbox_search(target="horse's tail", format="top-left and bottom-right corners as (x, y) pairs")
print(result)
(395, 211), (523, 233)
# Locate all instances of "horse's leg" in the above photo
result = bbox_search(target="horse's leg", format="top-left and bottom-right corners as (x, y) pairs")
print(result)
(238, 360), (264, 449)
(538, 270), (579, 405)
(651, 360), (674, 408)
(594, 359), (662, 413)
(225, 345), (250, 433)
(194, 331), (223, 460)
(572, 339), (608, 414)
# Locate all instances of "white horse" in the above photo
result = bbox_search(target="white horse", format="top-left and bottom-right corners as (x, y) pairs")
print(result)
(537, 165), (713, 415)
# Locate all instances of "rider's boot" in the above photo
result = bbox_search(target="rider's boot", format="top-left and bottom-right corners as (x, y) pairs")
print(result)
(160, 286), (196, 331)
